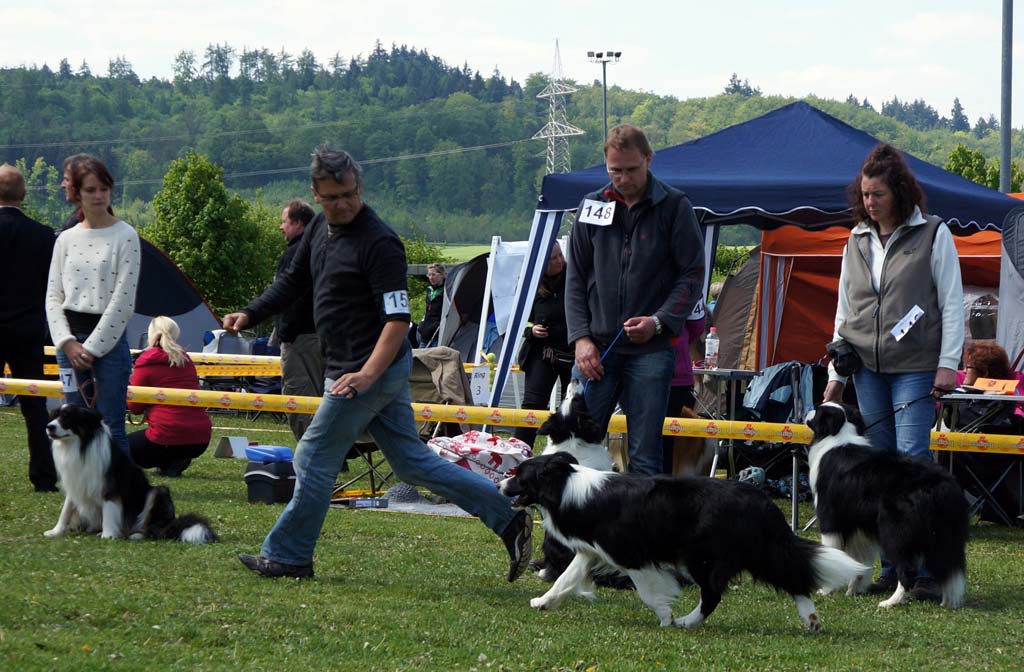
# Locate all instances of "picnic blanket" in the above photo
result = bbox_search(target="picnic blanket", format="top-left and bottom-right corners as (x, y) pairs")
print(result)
(427, 430), (532, 485)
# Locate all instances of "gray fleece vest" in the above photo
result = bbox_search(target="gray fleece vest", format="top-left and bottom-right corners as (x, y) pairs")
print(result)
(838, 216), (944, 373)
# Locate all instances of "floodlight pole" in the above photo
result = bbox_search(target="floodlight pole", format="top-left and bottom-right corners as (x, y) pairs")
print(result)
(1000, 0), (1012, 193)
(588, 51), (621, 140)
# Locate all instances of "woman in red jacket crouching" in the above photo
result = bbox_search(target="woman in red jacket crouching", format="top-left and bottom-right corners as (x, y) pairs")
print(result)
(127, 316), (212, 476)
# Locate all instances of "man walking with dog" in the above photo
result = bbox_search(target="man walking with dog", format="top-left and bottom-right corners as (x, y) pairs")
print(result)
(223, 145), (531, 581)
(0, 164), (58, 492)
(565, 125), (705, 475)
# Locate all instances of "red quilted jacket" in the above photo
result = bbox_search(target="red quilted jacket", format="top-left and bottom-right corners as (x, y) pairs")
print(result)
(127, 348), (212, 446)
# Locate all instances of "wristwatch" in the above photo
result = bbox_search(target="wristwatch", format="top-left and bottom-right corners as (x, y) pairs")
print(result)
(651, 315), (663, 335)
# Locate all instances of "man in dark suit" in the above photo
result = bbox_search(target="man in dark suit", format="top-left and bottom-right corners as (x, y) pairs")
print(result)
(0, 164), (58, 491)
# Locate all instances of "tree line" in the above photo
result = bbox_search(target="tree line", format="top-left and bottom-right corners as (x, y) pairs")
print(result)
(4, 46), (1023, 249)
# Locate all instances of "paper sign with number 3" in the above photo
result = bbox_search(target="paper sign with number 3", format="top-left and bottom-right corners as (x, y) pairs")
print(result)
(578, 198), (616, 226)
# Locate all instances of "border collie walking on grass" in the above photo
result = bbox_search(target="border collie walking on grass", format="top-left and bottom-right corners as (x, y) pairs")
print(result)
(45, 404), (218, 544)
(500, 452), (867, 632)
(806, 402), (968, 609)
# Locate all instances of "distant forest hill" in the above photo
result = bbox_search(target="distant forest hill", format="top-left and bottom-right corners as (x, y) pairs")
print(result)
(2, 41), (1021, 244)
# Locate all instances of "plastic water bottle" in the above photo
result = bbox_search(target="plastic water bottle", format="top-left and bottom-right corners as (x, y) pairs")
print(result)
(705, 327), (720, 370)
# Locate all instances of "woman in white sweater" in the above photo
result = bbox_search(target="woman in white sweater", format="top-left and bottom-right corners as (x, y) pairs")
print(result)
(46, 155), (140, 452)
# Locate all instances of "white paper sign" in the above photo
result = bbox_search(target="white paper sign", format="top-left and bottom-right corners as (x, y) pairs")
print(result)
(578, 198), (616, 226)
(891, 304), (925, 342)
(469, 365), (490, 405)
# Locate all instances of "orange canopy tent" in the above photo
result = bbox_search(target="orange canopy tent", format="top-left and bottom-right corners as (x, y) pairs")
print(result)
(743, 227), (1002, 370)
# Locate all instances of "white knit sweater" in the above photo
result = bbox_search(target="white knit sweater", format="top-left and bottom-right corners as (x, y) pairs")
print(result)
(46, 220), (141, 358)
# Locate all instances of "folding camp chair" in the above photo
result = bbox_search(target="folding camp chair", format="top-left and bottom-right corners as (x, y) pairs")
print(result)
(332, 346), (472, 498)
(938, 395), (1024, 526)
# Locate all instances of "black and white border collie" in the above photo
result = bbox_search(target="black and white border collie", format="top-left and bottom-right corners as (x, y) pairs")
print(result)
(537, 378), (615, 472)
(45, 404), (218, 544)
(531, 379), (620, 584)
(806, 402), (967, 609)
(500, 452), (866, 631)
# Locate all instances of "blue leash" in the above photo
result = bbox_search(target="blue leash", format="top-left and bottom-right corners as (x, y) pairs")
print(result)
(583, 326), (625, 395)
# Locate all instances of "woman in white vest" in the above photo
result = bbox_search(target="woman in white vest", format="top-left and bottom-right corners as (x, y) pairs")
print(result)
(822, 143), (963, 601)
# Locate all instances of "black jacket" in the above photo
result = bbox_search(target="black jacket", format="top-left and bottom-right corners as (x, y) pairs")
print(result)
(418, 283), (444, 342)
(0, 206), (55, 338)
(565, 174), (705, 354)
(244, 207), (410, 380)
(272, 233), (317, 343)
(519, 269), (570, 363)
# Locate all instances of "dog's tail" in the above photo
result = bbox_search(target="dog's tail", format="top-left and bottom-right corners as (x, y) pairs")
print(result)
(170, 513), (219, 545)
(809, 542), (869, 591)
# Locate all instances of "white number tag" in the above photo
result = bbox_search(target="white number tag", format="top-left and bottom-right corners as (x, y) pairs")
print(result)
(59, 367), (77, 393)
(891, 304), (925, 342)
(578, 198), (616, 226)
(382, 290), (409, 315)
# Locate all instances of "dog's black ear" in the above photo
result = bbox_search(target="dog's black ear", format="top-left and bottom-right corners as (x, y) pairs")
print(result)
(842, 404), (867, 435)
(537, 413), (557, 437)
(550, 451), (579, 466)
(809, 404), (847, 439)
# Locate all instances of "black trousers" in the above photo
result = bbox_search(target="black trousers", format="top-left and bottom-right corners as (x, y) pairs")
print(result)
(662, 385), (696, 474)
(512, 348), (572, 450)
(0, 333), (55, 490)
(128, 430), (208, 471)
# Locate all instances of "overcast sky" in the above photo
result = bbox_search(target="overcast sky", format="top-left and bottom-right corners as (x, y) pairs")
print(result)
(4, 0), (1022, 127)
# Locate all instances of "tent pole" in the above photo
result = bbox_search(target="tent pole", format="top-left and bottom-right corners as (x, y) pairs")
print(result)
(475, 236), (501, 365)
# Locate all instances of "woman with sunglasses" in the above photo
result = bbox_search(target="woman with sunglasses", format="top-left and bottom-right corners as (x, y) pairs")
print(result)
(46, 155), (140, 452)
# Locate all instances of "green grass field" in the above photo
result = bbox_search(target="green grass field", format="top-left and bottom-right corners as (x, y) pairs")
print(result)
(440, 244), (491, 263)
(2, 406), (1022, 671)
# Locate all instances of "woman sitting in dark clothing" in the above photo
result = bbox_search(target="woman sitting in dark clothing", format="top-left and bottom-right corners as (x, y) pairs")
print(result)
(127, 316), (212, 476)
(948, 341), (1022, 433)
(417, 263), (446, 348)
(512, 242), (572, 450)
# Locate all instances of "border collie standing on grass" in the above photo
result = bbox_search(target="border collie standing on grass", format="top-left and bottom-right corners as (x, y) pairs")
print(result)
(500, 451), (867, 632)
(806, 402), (968, 608)
(45, 404), (217, 544)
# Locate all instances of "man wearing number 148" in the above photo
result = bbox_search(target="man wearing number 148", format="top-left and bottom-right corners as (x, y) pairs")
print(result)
(223, 145), (532, 581)
(566, 124), (705, 475)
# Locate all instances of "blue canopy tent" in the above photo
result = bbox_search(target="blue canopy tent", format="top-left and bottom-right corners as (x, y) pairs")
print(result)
(539, 101), (1022, 232)
(529, 101), (1024, 371)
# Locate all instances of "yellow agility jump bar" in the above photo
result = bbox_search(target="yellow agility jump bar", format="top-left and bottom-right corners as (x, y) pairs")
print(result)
(3, 378), (1023, 456)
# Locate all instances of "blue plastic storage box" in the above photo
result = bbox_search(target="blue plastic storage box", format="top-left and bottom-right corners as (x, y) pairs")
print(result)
(244, 445), (293, 462)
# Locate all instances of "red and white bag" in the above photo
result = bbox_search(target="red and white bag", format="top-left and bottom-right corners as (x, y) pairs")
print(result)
(427, 430), (533, 485)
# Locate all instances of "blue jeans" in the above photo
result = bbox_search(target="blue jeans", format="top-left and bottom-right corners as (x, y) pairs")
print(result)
(261, 346), (518, 566)
(575, 347), (675, 476)
(852, 368), (936, 460)
(55, 334), (131, 453)
(853, 367), (936, 579)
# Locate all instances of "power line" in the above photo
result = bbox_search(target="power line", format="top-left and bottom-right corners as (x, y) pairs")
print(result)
(0, 121), (345, 150)
(24, 137), (536, 190)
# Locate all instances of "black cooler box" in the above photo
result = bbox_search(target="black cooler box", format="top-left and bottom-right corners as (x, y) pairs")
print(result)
(244, 460), (296, 504)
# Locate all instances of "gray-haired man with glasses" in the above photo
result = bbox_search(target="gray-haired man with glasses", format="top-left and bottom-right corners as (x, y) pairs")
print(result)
(223, 145), (532, 580)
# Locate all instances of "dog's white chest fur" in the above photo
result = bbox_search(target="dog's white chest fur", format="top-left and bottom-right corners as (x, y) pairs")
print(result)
(52, 433), (111, 516)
